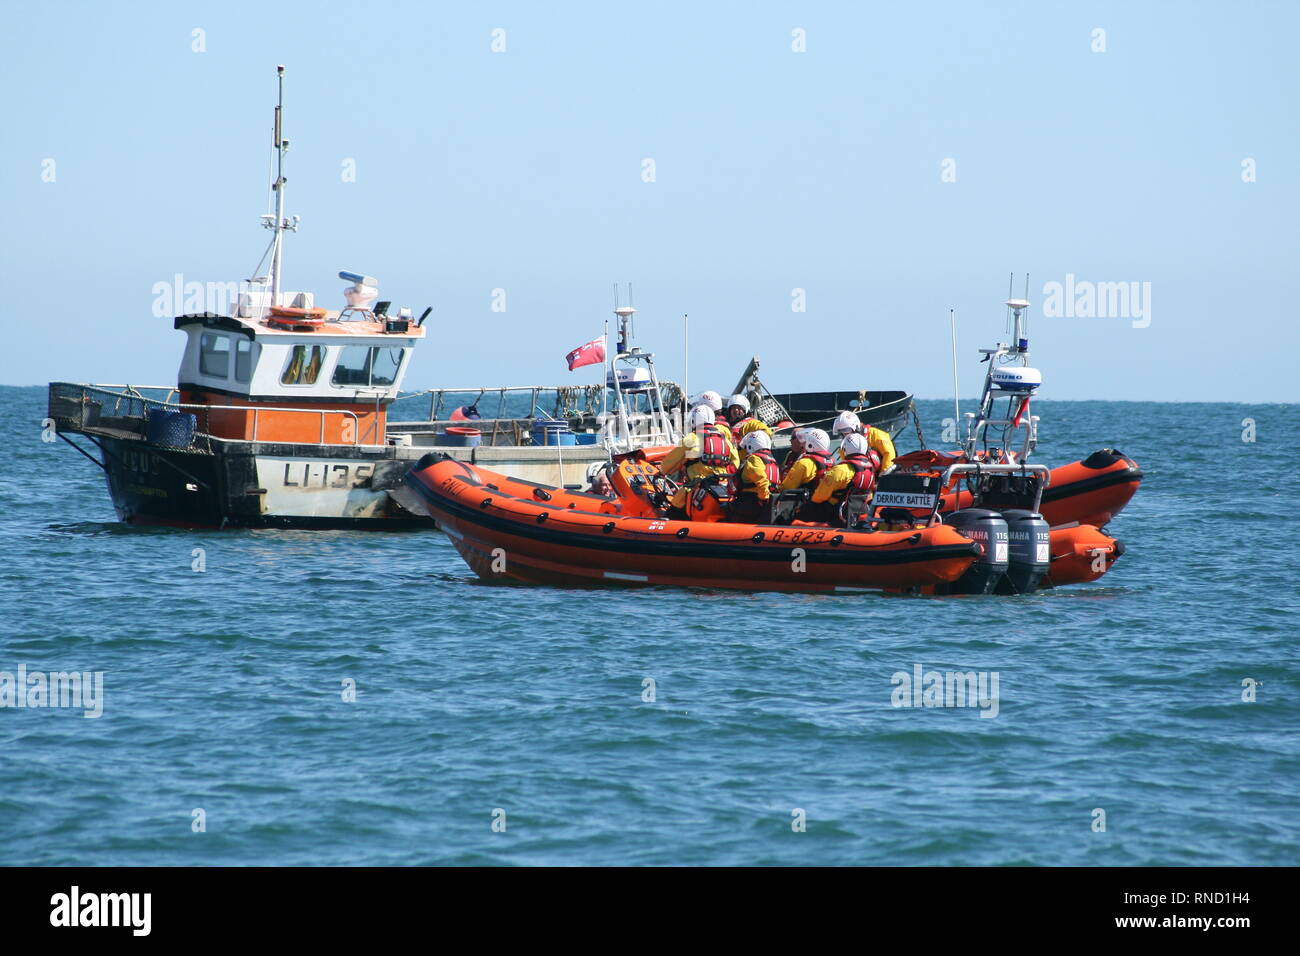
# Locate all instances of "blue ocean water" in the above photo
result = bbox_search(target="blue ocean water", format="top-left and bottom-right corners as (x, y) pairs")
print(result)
(1, 385), (1296, 866)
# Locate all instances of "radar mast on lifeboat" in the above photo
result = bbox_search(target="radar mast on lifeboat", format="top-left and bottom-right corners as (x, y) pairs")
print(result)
(961, 276), (1042, 464)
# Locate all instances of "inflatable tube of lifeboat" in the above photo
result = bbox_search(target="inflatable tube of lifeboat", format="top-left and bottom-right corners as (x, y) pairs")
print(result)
(1042, 525), (1124, 588)
(893, 448), (1142, 529)
(404, 456), (980, 594)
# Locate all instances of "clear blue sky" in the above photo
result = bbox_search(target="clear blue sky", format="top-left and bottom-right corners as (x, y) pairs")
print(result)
(4, 0), (1297, 401)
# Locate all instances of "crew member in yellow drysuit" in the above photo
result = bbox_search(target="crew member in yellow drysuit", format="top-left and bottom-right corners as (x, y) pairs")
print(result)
(658, 405), (738, 517)
(834, 410), (896, 473)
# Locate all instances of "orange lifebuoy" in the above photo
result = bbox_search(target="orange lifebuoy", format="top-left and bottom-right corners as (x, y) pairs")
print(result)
(267, 306), (328, 330)
(269, 305), (327, 319)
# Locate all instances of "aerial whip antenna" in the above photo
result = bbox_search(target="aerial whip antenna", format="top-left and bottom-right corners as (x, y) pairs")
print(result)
(949, 308), (961, 445)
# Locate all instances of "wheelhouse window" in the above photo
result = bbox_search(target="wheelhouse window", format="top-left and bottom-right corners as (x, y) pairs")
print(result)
(281, 345), (325, 385)
(331, 346), (406, 387)
(234, 338), (254, 383)
(199, 333), (231, 378)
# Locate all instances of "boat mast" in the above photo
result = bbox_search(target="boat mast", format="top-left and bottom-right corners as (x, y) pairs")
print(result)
(963, 281), (1038, 459)
(264, 65), (298, 303)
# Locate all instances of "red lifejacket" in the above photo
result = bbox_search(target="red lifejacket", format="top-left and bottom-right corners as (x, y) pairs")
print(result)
(731, 449), (780, 497)
(797, 450), (834, 486)
(696, 424), (734, 473)
(844, 451), (881, 494)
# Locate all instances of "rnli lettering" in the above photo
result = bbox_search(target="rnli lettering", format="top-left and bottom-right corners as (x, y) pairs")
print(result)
(280, 462), (374, 489)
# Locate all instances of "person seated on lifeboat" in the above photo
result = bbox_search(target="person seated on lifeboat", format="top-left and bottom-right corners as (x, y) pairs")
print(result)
(806, 431), (889, 522)
(779, 427), (808, 477)
(727, 431), (780, 524)
(807, 432), (882, 526)
(833, 410), (896, 474)
(584, 461), (616, 498)
(657, 405), (738, 519)
(690, 390), (724, 416)
(777, 427), (834, 495)
(724, 393), (773, 446)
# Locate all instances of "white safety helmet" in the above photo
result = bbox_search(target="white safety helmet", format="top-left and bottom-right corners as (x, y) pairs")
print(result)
(841, 432), (871, 457)
(688, 404), (716, 430)
(834, 410), (862, 437)
(804, 428), (831, 454)
(790, 427), (809, 447)
(585, 461), (607, 482)
(740, 430), (772, 455)
(726, 393), (751, 413)
(692, 390), (723, 412)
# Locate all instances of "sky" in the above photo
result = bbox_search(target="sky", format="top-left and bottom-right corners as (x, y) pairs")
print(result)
(3, 0), (1297, 402)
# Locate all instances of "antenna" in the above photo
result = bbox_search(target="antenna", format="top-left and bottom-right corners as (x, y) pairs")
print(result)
(262, 65), (299, 302)
(613, 283), (636, 355)
(949, 308), (961, 444)
(1005, 297), (1031, 354)
(683, 313), (689, 414)
(1006, 273), (1014, 335)
(1023, 273), (1030, 344)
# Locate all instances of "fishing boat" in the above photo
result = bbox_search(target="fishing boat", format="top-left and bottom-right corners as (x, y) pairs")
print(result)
(47, 69), (682, 529)
(728, 356), (916, 442)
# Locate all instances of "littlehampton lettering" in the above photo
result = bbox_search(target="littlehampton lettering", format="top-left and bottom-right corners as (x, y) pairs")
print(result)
(0, 665), (104, 718)
(891, 664), (999, 718)
(50, 886), (151, 936)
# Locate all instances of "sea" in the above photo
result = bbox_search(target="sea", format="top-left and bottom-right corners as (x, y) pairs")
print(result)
(1, 385), (1296, 866)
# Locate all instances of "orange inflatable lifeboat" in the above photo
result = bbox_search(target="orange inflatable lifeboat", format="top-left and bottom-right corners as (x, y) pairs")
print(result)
(402, 453), (981, 594)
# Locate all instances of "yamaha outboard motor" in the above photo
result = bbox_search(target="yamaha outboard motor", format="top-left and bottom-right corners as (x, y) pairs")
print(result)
(996, 509), (1051, 594)
(939, 509), (1009, 594)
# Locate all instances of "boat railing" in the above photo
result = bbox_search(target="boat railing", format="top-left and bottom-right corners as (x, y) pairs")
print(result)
(962, 412), (1039, 462)
(395, 382), (684, 423)
(389, 382), (684, 449)
(940, 462), (1051, 513)
(386, 408), (680, 449)
(47, 382), (364, 451)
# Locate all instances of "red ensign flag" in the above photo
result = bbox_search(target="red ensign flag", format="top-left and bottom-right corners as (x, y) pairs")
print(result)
(565, 336), (605, 371)
(1013, 396), (1031, 427)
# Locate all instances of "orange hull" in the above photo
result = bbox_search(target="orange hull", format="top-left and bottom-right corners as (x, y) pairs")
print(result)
(404, 457), (980, 594)
(1043, 525), (1124, 588)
